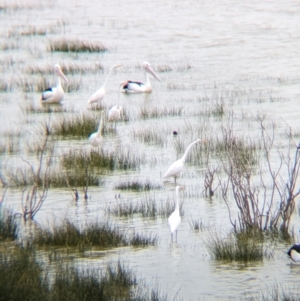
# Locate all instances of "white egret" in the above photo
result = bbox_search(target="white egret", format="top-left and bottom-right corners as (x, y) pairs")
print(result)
(88, 64), (123, 106)
(163, 139), (205, 183)
(88, 111), (105, 147)
(41, 64), (68, 104)
(108, 105), (123, 129)
(168, 185), (183, 242)
(288, 244), (300, 262)
(120, 62), (160, 93)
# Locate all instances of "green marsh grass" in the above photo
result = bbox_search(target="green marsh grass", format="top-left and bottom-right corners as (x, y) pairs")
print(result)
(52, 113), (99, 137)
(34, 219), (157, 250)
(61, 148), (140, 173)
(25, 62), (104, 75)
(50, 148), (141, 188)
(139, 105), (183, 119)
(132, 127), (166, 146)
(0, 247), (169, 301)
(205, 229), (273, 262)
(106, 195), (184, 219)
(48, 38), (108, 53)
(34, 220), (127, 250)
(114, 178), (162, 191)
(189, 217), (212, 232)
(0, 208), (19, 240)
(130, 232), (158, 247)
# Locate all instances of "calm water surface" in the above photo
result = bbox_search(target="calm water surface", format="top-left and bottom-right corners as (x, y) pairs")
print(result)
(1, 0), (300, 300)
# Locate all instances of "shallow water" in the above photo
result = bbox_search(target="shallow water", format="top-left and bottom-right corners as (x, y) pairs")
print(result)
(1, 0), (300, 300)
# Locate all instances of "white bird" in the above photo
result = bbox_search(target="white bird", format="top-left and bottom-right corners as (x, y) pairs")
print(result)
(88, 111), (105, 147)
(88, 64), (123, 106)
(168, 185), (183, 242)
(41, 64), (68, 104)
(164, 139), (205, 183)
(108, 105), (123, 129)
(120, 62), (160, 93)
(288, 244), (300, 262)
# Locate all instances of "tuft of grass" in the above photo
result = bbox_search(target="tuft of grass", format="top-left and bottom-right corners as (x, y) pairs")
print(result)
(189, 217), (212, 232)
(0, 247), (49, 301)
(34, 219), (157, 250)
(52, 113), (99, 137)
(106, 195), (184, 219)
(48, 38), (108, 53)
(130, 232), (158, 247)
(0, 208), (19, 240)
(205, 229), (268, 262)
(114, 179), (162, 191)
(139, 105), (183, 119)
(25, 62), (104, 75)
(132, 127), (166, 147)
(34, 220), (127, 250)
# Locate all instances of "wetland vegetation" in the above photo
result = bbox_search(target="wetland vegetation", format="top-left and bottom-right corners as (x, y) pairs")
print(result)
(1, 0), (300, 300)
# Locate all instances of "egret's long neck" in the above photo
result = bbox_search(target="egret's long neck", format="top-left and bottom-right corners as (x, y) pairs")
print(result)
(175, 187), (180, 212)
(97, 113), (105, 137)
(181, 140), (199, 163)
(102, 67), (113, 88)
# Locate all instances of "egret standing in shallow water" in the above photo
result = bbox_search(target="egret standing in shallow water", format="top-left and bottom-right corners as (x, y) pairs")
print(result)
(41, 64), (69, 104)
(168, 185), (183, 242)
(88, 111), (105, 147)
(120, 62), (160, 93)
(287, 244), (300, 262)
(163, 139), (206, 184)
(88, 64), (123, 107)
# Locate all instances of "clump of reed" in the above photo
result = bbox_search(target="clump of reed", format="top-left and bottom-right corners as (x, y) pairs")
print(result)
(61, 148), (140, 173)
(0, 247), (49, 301)
(48, 38), (108, 53)
(114, 179), (162, 191)
(0, 131), (21, 155)
(131, 127), (166, 146)
(139, 105), (183, 119)
(25, 62), (103, 75)
(51, 113), (99, 137)
(34, 220), (126, 250)
(205, 229), (270, 262)
(0, 79), (12, 92)
(189, 217), (212, 232)
(106, 195), (184, 219)
(129, 232), (158, 247)
(0, 208), (19, 240)
(0, 247), (169, 301)
(33, 219), (157, 250)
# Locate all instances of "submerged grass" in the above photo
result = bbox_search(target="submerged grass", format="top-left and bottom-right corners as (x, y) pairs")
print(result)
(48, 38), (108, 53)
(114, 179), (162, 191)
(106, 195), (184, 219)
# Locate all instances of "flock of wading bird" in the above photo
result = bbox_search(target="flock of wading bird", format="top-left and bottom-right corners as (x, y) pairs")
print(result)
(40, 62), (206, 242)
(39, 62), (300, 252)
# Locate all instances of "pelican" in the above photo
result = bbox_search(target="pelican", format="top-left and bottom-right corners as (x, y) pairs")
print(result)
(88, 64), (123, 106)
(288, 244), (300, 263)
(120, 62), (160, 93)
(108, 105), (123, 129)
(164, 139), (206, 183)
(41, 64), (68, 104)
(88, 111), (105, 147)
(168, 186), (183, 242)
